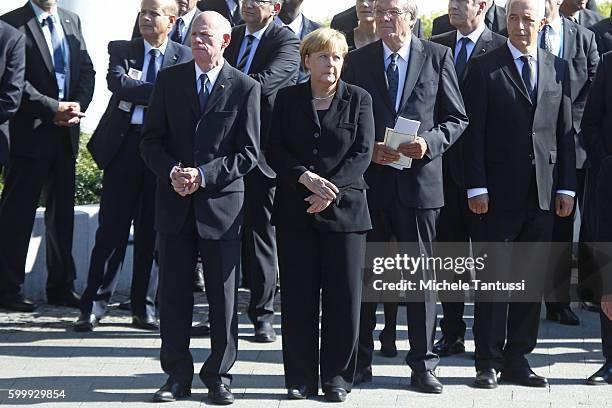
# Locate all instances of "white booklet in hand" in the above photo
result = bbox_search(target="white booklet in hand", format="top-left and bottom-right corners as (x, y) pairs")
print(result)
(383, 116), (421, 170)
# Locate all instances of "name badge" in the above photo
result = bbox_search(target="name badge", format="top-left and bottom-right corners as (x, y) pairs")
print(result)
(118, 100), (133, 112)
(127, 68), (143, 80)
(56, 72), (66, 100)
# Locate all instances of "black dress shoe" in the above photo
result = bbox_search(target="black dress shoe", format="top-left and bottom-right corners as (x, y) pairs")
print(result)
(410, 370), (443, 394)
(546, 306), (580, 326)
(208, 384), (234, 405)
(354, 367), (372, 385)
(586, 361), (612, 385)
(324, 387), (347, 402)
(433, 337), (466, 357)
(74, 313), (98, 332)
(287, 385), (310, 399)
(152, 380), (191, 402)
(132, 315), (159, 331)
(254, 321), (276, 343)
(191, 321), (211, 337)
(501, 368), (548, 387)
(47, 290), (80, 308)
(474, 368), (499, 389)
(0, 293), (36, 312)
(378, 332), (398, 357)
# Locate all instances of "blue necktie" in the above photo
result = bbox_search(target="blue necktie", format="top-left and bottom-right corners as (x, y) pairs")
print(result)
(520, 55), (536, 102)
(199, 74), (210, 115)
(46, 16), (65, 74)
(386, 53), (399, 111)
(455, 37), (470, 79)
(146, 49), (160, 83)
(171, 18), (183, 43)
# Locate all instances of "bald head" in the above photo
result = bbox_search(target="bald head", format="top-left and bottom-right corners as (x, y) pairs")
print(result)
(191, 11), (232, 71)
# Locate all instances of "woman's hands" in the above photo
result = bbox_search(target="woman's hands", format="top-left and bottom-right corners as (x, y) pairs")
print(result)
(299, 171), (339, 214)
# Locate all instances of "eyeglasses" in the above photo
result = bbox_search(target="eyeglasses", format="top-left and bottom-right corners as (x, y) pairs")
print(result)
(373, 8), (411, 18)
(243, 0), (274, 6)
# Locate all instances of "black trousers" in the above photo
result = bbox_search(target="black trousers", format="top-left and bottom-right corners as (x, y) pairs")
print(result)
(601, 311), (612, 362)
(158, 207), (239, 387)
(546, 169), (586, 310)
(358, 202), (440, 373)
(243, 168), (278, 324)
(277, 226), (365, 392)
(0, 134), (76, 297)
(437, 175), (471, 341)
(471, 178), (554, 372)
(79, 126), (157, 318)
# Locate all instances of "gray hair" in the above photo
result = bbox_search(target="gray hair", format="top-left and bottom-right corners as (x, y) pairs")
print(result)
(505, 0), (546, 20)
(375, 0), (418, 23)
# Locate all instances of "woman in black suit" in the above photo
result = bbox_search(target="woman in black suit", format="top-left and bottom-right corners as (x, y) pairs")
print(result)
(267, 28), (375, 402)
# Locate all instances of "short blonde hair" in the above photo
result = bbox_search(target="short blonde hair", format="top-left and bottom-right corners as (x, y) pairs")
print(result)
(300, 28), (349, 70)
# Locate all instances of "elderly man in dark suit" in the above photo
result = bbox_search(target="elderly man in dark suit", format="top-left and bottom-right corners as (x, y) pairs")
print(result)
(0, 20), (25, 173)
(331, 0), (424, 39)
(540, 0), (599, 327)
(274, 0), (320, 83)
(197, 0), (243, 26)
(430, 0), (506, 358)
(432, 0), (508, 37)
(224, 0), (300, 343)
(342, 0), (468, 394)
(141, 11), (260, 404)
(0, 0), (95, 312)
(561, 0), (604, 28)
(463, 0), (576, 389)
(133, 0), (203, 47)
(75, 0), (192, 333)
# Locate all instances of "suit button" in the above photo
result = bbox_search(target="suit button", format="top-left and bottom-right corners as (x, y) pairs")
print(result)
(308, 165), (315, 171)
(312, 148), (319, 155)
(314, 132), (320, 138)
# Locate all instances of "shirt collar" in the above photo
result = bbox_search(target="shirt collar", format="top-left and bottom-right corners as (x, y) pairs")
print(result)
(382, 39), (411, 63)
(179, 6), (198, 26)
(144, 38), (168, 57)
(456, 24), (486, 46)
(274, 13), (303, 35)
(195, 59), (225, 88)
(30, 0), (58, 25)
(246, 22), (269, 40)
(546, 15), (563, 35)
(507, 39), (538, 63)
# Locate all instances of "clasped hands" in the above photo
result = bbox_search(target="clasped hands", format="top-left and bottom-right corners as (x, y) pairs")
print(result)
(372, 138), (428, 165)
(53, 102), (85, 127)
(170, 165), (202, 197)
(299, 171), (339, 214)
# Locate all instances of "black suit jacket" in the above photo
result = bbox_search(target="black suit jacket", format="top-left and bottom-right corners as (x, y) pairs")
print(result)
(224, 23), (300, 177)
(463, 45), (576, 212)
(431, 4), (507, 37)
(87, 38), (192, 170)
(0, 20), (25, 165)
(564, 9), (605, 29)
(268, 80), (374, 232)
(342, 37), (468, 210)
(197, 0), (243, 26)
(430, 28), (506, 188)
(589, 15), (612, 54)
(131, 9), (203, 46)
(140, 61), (260, 240)
(274, 15), (320, 83)
(330, 6), (423, 41)
(559, 18), (600, 169)
(1, 3), (95, 159)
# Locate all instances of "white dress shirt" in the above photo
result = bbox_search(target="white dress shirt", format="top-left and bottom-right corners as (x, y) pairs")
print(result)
(538, 16), (564, 58)
(236, 23), (269, 74)
(382, 40), (411, 112)
(131, 39), (168, 125)
(170, 5), (198, 43)
(455, 24), (486, 62)
(274, 13), (304, 38)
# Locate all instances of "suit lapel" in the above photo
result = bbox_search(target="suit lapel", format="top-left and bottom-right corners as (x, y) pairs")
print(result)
(398, 36), (426, 113)
(162, 41), (181, 69)
(321, 80), (350, 130)
(562, 18), (576, 61)
(536, 48), (553, 104)
(499, 45), (532, 104)
(226, 25), (245, 66)
(203, 61), (233, 116)
(249, 24), (274, 74)
(129, 39), (145, 71)
(298, 81), (320, 128)
(25, 6), (54, 75)
(370, 41), (395, 115)
(471, 28), (494, 59)
(184, 61), (201, 119)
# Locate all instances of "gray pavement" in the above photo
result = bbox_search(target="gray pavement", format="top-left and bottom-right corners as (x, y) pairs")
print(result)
(0, 291), (610, 407)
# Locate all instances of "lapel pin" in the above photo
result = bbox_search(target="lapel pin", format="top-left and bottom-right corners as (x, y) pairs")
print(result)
(220, 84), (225, 89)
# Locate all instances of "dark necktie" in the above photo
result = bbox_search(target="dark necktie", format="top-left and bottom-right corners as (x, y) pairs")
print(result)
(146, 49), (160, 83)
(171, 18), (183, 43)
(198, 74), (210, 115)
(46, 16), (65, 74)
(386, 53), (399, 111)
(520, 55), (536, 102)
(540, 24), (553, 54)
(236, 34), (254, 73)
(455, 37), (471, 79)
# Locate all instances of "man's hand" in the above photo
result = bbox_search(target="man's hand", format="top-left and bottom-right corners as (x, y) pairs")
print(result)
(555, 193), (575, 218)
(304, 193), (332, 214)
(171, 167), (201, 196)
(602, 294), (612, 321)
(372, 142), (400, 165)
(53, 102), (85, 127)
(468, 193), (489, 215)
(397, 136), (428, 159)
(299, 171), (339, 201)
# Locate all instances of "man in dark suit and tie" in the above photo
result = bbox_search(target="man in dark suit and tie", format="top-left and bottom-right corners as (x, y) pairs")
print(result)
(430, 0), (506, 358)
(141, 11), (260, 404)
(463, 0), (576, 389)
(274, 0), (320, 83)
(132, 0), (203, 47)
(561, 0), (604, 28)
(224, 0), (300, 343)
(0, 0), (95, 312)
(197, 0), (243, 26)
(75, 0), (192, 332)
(0, 20), (25, 173)
(342, 0), (468, 393)
(541, 0), (599, 327)
(432, 0), (508, 37)
(331, 1), (424, 39)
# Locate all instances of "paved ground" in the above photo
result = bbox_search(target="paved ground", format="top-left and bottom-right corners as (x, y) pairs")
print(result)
(0, 291), (609, 407)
